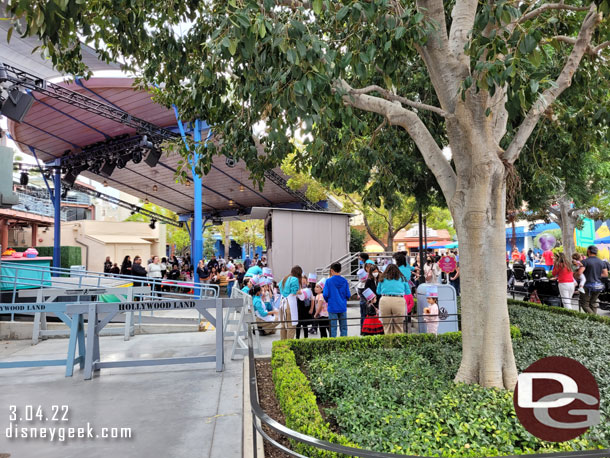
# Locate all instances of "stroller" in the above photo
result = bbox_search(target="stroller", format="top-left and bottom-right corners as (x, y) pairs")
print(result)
(531, 266), (548, 280)
(528, 277), (561, 307)
(598, 278), (610, 311)
(512, 262), (528, 281)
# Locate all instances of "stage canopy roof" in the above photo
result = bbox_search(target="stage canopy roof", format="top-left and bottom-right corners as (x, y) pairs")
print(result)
(6, 75), (324, 218)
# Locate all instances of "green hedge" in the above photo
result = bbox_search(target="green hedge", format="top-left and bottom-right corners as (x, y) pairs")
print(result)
(270, 301), (610, 456)
(507, 298), (610, 325)
(271, 328), (521, 457)
(286, 328), (520, 367)
(271, 340), (360, 457)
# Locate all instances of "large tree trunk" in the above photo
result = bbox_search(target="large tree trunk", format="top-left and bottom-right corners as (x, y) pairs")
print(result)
(448, 116), (518, 390)
(558, 197), (577, 257)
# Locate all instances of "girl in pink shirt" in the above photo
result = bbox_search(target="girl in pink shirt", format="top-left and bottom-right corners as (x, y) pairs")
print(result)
(314, 284), (330, 338)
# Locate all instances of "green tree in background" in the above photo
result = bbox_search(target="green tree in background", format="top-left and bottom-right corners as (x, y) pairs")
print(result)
(229, 220), (266, 257)
(349, 227), (366, 253)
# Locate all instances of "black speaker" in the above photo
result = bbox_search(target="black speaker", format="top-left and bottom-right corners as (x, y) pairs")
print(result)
(1, 89), (34, 123)
(144, 147), (161, 167)
(100, 160), (116, 177)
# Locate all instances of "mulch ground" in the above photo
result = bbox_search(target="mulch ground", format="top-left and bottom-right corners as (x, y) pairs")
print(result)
(255, 358), (293, 458)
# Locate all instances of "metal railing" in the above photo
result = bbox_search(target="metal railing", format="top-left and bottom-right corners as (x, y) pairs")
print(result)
(0, 262), (219, 321)
(247, 328), (610, 458)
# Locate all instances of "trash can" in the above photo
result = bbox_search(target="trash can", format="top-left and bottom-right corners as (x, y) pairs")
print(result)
(415, 283), (459, 334)
(70, 265), (86, 277)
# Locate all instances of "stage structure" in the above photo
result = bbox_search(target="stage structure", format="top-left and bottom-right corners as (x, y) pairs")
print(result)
(1, 48), (348, 280)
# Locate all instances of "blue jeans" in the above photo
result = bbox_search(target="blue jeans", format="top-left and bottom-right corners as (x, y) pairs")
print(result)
(329, 312), (348, 337)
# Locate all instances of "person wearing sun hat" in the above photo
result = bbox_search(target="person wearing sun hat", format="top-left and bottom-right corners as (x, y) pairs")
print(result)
(246, 263), (263, 278)
(423, 285), (440, 335)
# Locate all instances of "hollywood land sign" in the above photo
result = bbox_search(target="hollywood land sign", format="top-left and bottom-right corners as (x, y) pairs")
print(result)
(0, 304), (50, 312)
(117, 300), (197, 312)
(514, 356), (601, 442)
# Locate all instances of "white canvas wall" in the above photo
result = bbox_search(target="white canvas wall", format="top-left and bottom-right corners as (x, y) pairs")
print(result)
(270, 210), (349, 280)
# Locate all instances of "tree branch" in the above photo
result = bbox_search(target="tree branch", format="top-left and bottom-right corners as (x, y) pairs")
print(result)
(338, 79), (458, 203)
(448, 0), (479, 69)
(349, 85), (448, 117)
(519, 3), (590, 23)
(391, 209), (418, 237)
(360, 207), (389, 252)
(415, 0), (464, 112)
(548, 205), (561, 218)
(553, 36), (610, 56)
(503, 4), (601, 164)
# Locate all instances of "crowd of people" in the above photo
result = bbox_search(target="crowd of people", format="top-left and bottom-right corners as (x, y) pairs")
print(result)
(243, 251), (447, 340)
(103, 252), (270, 296)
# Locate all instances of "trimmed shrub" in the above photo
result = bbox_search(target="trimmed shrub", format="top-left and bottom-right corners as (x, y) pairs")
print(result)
(270, 301), (610, 456)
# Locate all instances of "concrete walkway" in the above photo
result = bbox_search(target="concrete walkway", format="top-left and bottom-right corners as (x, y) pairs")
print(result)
(0, 331), (243, 458)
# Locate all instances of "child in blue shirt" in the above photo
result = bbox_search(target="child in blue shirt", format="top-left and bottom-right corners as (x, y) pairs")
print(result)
(250, 285), (278, 335)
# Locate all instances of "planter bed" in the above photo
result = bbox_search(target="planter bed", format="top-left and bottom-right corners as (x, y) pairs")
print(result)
(261, 300), (610, 457)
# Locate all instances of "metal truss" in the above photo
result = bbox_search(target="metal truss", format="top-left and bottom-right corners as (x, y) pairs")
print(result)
(69, 183), (182, 227)
(0, 63), (178, 144)
(264, 169), (324, 211)
(3, 62), (323, 211)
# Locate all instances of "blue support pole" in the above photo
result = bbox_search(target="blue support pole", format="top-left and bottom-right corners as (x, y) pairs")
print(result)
(52, 165), (61, 276)
(192, 120), (203, 290)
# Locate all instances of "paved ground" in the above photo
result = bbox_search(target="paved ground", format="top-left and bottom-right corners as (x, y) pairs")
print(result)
(0, 330), (243, 458)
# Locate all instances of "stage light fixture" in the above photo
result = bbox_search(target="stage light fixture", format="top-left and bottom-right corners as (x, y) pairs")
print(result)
(144, 146), (161, 168)
(152, 184), (158, 192)
(115, 153), (131, 169)
(228, 199), (234, 206)
(131, 147), (143, 164)
(100, 160), (116, 177)
(239, 184), (245, 192)
(103, 180), (108, 187)
(185, 180), (191, 187)
(19, 171), (29, 186)
(144, 197), (149, 205)
(63, 163), (87, 187)
(225, 156), (236, 168)
(149, 219), (157, 230)
(0, 88), (34, 123)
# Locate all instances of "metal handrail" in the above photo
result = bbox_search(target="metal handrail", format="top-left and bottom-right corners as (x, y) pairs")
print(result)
(247, 329), (610, 458)
(0, 263), (219, 301)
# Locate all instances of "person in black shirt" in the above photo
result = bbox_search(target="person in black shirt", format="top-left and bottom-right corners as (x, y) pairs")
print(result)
(120, 256), (132, 276)
(577, 245), (609, 314)
(131, 256), (148, 288)
(110, 263), (120, 275)
(207, 255), (219, 271)
(197, 260), (210, 283)
(104, 256), (112, 274)
(167, 264), (181, 281)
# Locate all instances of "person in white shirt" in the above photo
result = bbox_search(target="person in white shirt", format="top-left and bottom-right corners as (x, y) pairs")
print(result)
(147, 255), (163, 291)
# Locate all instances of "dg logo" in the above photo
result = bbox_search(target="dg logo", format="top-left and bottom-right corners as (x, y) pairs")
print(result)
(514, 356), (601, 442)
